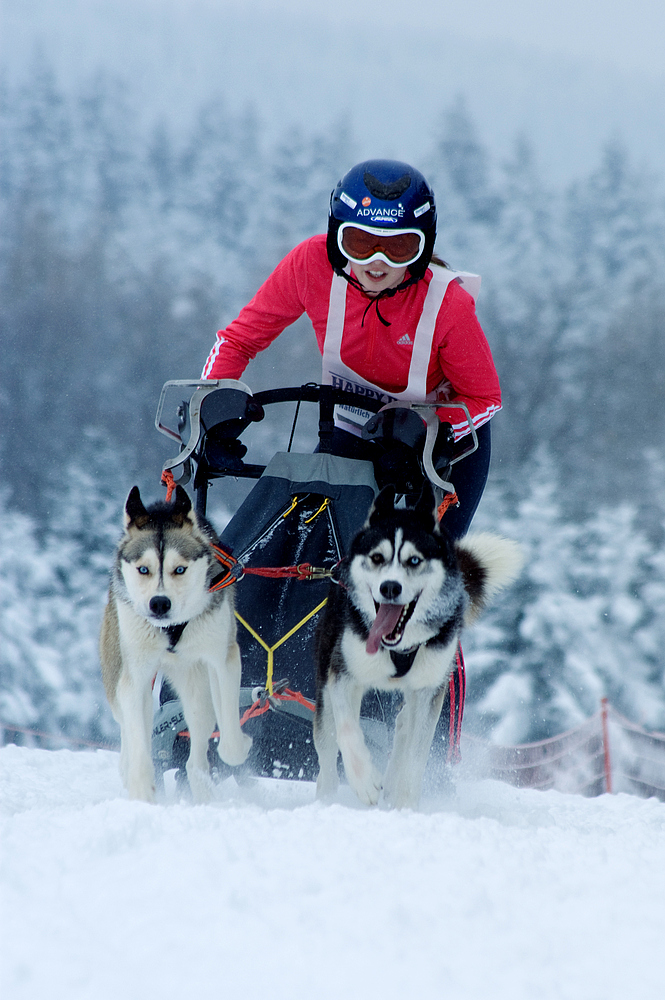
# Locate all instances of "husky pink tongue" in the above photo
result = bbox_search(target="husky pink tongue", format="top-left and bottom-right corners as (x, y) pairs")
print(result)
(366, 603), (404, 654)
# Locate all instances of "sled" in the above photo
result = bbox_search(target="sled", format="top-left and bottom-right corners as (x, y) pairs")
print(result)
(152, 379), (476, 787)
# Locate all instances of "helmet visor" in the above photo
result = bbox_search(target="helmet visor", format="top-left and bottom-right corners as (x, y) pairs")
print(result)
(338, 223), (425, 267)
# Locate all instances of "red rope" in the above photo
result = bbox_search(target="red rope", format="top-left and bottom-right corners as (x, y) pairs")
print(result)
(279, 687), (316, 712)
(437, 491), (459, 521)
(162, 686), (315, 735)
(239, 687), (316, 727)
(239, 700), (271, 726)
(242, 562), (333, 581)
(161, 470), (176, 502)
(208, 545), (337, 592)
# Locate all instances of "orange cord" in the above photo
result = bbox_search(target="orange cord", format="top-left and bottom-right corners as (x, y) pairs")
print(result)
(239, 687), (316, 727)
(161, 469), (176, 502)
(437, 491), (459, 521)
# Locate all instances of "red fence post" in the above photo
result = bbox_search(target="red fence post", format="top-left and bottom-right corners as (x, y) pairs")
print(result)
(601, 697), (613, 793)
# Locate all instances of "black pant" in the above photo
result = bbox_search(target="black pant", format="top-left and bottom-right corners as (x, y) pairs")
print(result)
(324, 421), (491, 539)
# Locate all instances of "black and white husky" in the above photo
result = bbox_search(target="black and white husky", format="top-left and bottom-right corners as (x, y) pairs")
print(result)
(314, 484), (523, 809)
(100, 486), (251, 803)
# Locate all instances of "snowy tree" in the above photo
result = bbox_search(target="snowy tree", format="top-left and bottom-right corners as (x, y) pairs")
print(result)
(0, 432), (132, 745)
(0, 501), (66, 737)
(479, 135), (570, 471)
(466, 457), (665, 744)
(264, 121), (354, 264)
(565, 139), (665, 338)
(432, 95), (501, 228)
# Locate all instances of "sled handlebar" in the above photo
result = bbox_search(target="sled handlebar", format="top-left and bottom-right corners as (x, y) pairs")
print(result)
(156, 381), (387, 479)
(155, 380), (478, 499)
(155, 379), (254, 444)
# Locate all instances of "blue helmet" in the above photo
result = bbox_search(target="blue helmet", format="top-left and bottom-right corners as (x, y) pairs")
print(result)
(327, 159), (437, 282)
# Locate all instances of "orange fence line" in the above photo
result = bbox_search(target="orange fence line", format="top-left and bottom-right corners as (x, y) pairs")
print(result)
(481, 736), (604, 771)
(0, 724), (119, 751)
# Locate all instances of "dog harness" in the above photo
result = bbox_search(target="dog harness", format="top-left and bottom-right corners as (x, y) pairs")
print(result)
(162, 622), (188, 652)
(389, 648), (419, 677)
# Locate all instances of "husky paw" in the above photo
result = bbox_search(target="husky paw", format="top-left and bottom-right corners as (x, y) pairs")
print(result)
(218, 731), (253, 768)
(348, 765), (383, 807)
(382, 782), (420, 810)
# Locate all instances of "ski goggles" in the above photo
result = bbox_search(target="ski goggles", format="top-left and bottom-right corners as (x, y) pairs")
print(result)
(337, 223), (425, 268)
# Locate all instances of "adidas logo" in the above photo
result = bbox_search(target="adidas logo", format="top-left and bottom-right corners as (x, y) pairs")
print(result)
(396, 333), (413, 346)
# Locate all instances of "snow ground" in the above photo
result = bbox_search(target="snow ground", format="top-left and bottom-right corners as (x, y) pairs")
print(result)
(2, 745), (665, 1000)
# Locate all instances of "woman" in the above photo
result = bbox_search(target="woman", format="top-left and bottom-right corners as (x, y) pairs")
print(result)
(202, 159), (501, 538)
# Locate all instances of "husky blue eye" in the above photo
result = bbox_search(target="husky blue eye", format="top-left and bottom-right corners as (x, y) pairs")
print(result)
(138, 566), (149, 575)
(407, 556), (421, 567)
(174, 566), (186, 575)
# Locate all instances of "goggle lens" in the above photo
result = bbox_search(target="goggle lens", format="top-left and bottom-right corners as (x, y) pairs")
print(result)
(339, 226), (424, 266)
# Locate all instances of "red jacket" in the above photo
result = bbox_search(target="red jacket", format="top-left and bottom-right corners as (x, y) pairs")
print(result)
(202, 235), (501, 439)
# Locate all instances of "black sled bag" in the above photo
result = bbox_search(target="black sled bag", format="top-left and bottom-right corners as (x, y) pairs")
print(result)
(220, 451), (377, 779)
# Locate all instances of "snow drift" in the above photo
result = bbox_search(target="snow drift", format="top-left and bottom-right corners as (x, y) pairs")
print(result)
(2, 744), (665, 1000)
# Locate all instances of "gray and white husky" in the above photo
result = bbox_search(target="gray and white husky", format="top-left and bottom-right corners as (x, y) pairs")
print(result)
(100, 486), (251, 803)
(314, 483), (523, 809)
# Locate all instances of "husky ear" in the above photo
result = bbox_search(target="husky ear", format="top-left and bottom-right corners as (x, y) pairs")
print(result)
(170, 485), (194, 526)
(413, 480), (437, 530)
(125, 486), (148, 528)
(368, 485), (396, 526)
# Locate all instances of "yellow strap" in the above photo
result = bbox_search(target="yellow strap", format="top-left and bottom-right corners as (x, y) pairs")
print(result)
(304, 497), (330, 523)
(282, 496), (299, 518)
(235, 597), (328, 695)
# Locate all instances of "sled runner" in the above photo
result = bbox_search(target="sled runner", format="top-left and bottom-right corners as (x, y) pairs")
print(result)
(152, 380), (476, 786)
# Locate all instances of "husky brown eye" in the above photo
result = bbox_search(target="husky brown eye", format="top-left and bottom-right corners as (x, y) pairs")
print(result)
(370, 553), (385, 565)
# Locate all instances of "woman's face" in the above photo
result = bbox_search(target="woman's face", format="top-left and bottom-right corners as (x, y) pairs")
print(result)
(350, 259), (408, 296)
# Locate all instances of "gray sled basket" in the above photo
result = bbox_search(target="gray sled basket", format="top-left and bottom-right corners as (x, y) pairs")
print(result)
(219, 450), (379, 780)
